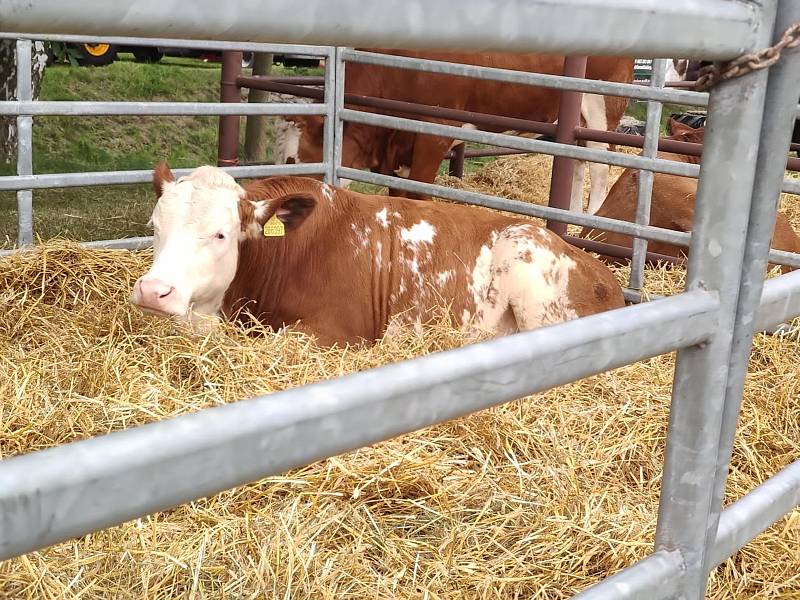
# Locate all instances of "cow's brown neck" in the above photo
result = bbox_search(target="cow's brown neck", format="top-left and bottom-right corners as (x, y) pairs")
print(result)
(221, 178), (382, 341)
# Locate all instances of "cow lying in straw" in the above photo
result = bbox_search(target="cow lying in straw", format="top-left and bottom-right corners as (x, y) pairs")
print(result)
(580, 119), (800, 272)
(131, 163), (624, 345)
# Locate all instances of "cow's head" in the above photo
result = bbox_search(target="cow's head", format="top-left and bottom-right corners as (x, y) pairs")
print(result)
(131, 162), (316, 322)
(666, 59), (712, 84)
(666, 118), (705, 144)
(274, 116), (405, 176)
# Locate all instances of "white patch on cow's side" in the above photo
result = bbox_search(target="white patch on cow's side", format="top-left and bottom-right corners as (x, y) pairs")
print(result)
(466, 224), (581, 335)
(436, 270), (454, 286)
(469, 244), (494, 308)
(375, 208), (389, 228)
(350, 222), (372, 250)
(273, 118), (302, 164)
(375, 241), (383, 268)
(400, 220), (436, 246)
(321, 183), (335, 203)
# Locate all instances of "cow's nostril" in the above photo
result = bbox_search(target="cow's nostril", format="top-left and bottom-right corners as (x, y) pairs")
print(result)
(159, 286), (175, 299)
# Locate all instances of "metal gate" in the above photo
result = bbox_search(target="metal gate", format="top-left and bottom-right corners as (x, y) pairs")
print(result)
(0, 1), (799, 598)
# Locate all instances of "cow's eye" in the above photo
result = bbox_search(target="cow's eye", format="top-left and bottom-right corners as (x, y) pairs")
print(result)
(214, 232), (226, 240)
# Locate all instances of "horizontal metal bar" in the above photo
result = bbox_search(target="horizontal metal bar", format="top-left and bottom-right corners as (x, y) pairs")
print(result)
(754, 269), (800, 331)
(781, 177), (800, 194)
(711, 459), (800, 569)
(0, 163), (327, 191)
(0, 291), (719, 560)
(574, 460), (800, 599)
(0, 101), (326, 117)
(241, 75), (325, 86)
(341, 109), (700, 178)
(0, 32), (331, 56)
(767, 248), (800, 269)
(572, 550), (684, 600)
(344, 49), (709, 107)
(0, 1), (759, 58)
(0, 236), (153, 257)
(338, 167), (692, 248)
(563, 235), (684, 266)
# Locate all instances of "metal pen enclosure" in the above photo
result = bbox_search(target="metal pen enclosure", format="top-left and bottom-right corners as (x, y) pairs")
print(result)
(0, 1), (799, 598)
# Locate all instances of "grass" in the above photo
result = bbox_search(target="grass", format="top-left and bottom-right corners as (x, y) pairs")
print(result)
(0, 54), (321, 245)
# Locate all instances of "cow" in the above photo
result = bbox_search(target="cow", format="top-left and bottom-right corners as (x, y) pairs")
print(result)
(273, 51), (634, 214)
(131, 163), (625, 346)
(580, 119), (800, 272)
(666, 59), (800, 148)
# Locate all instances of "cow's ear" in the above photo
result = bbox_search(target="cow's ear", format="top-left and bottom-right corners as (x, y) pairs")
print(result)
(240, 193), (318, 239)
(153, 161), (176, 197)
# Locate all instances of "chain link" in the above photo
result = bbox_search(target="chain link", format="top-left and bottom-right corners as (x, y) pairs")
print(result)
(695, 21), (800, 92)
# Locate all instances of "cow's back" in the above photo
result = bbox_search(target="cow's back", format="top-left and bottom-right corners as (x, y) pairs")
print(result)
(582, 170), (800, 272)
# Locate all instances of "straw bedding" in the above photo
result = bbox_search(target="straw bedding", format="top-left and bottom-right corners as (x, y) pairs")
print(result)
(0, 155), (798, 599)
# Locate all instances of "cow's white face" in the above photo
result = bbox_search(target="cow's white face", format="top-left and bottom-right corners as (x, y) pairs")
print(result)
(131, 164), (260, 321)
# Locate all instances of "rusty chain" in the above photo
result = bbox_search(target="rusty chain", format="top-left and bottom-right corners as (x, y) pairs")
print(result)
(695, 21), (800, 92)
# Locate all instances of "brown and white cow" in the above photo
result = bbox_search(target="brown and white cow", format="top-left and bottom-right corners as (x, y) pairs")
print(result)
(131, 163), (625, 346)
(274, 51), (634, 214)
(580, 120), (800, 272)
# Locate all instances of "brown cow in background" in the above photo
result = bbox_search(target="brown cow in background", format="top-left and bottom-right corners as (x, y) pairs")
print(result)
(274, 51), (634, 213)
(581, 119), (800, 272)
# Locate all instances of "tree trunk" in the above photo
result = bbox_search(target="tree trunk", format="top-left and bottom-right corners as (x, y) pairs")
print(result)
(0, 40), (48, 164)
(243, 53), (273, 163)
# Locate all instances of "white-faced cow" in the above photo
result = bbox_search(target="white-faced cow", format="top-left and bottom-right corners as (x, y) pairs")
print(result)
(131, 163), (625, 346)
(274, 50), (634, 214)
(580, 119), (800, 273)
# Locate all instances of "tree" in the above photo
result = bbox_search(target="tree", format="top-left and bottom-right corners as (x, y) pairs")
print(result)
(0, 39), (48, 164)
(243, 53), (273, 162)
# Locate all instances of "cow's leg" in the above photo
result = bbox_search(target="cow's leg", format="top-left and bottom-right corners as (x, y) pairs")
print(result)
(580, 93), (611, 214)
(403, 133), (455, 200)
(569, 159), (587, 213)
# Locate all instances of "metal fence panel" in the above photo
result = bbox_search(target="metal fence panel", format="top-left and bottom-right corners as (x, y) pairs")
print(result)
(655, 3), (778, 597)
(0, 1), (760, 58)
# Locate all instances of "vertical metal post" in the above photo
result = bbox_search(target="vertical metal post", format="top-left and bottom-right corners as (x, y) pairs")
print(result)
(217, 51), (242, 167)
(448, 142), (466, 178)
(546, 56), (587, 236)
(16, 39), (33, 247)
(654, 3), (777, 599)
(331, 47), (346, 186)
(322, 47), (337, 184)
(629, 59), (666, 290)
(705, 0), (800, 578)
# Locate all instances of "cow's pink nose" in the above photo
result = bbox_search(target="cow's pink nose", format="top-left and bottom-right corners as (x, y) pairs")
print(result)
(134, 277), (176, 312)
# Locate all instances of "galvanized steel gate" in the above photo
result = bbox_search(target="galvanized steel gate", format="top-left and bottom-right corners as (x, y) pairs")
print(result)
(1, 1), (799, 598)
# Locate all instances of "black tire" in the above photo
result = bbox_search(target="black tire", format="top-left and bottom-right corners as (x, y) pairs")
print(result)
(75, 43), (118, 67)
(132, 47), (164, 63)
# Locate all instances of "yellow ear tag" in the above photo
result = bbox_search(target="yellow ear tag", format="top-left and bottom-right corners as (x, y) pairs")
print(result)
(263, 214), (285, 237)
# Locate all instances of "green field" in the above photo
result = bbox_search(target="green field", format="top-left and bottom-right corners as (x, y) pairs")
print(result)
(0, 57), (677, 247)
(0, 55), (321, 245)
